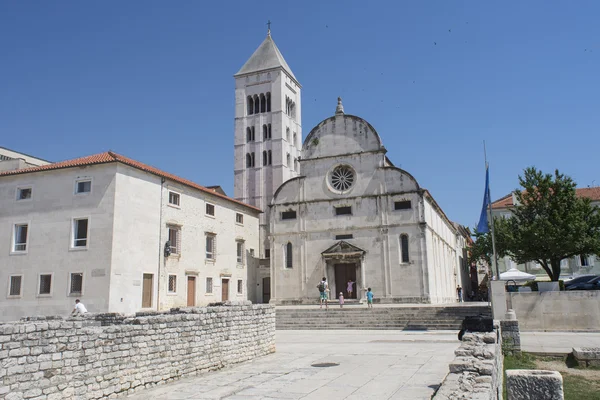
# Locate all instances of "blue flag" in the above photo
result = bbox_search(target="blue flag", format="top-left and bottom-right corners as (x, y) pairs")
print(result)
(476, 166), (490, 233)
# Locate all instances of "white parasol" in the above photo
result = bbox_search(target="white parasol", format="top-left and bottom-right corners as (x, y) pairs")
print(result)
(500, 268), (536, 281)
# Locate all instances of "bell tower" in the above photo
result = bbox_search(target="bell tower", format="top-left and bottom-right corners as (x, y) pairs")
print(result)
(233, 28), (302, 259)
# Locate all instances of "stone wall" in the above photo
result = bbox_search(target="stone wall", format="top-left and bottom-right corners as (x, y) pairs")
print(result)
(509, 291), (600, 331)
(433, 324), (503, 400)
(0, 302), (275, 400)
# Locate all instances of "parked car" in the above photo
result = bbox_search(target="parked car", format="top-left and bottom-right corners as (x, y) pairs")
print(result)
(564, 274), (598, 288)
(566, 276), (600, 291)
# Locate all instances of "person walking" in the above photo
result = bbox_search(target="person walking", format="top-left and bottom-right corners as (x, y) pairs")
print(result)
(339, 292), (344, 309)
(347, 279), (354, 299)
(71, 299), (87, 316)
(456, 286), (463, 303)
(366, 288), (374, 309)
(317, 277), (329, 310)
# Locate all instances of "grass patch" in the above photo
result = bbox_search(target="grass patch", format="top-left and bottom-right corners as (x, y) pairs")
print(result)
(504, 353), (600, 400)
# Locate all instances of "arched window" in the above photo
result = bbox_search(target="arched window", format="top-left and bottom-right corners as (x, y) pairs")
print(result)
(246, 153), (252, 168)
(251, 152), (255, 167)
(400, 234), (409, 263)
(260, 94), (266, 113)
(294, 158), (298, 172)
(286, 127), (290, 141)
(293, 132), (297, 147)
(285, 242), (293, 269)
(246, 127), (252, 143)
(251, 126), (255, 141)
(263, 125), (268, 140)
(247, 96), (253, 115)
(286, 153), (291, 168)
(268, 150), (272, 165)
(266, 92), (271, 112)
(268, 124), (272, 139)
(263, 151), (267, 166)
(253, 95), (259, 114)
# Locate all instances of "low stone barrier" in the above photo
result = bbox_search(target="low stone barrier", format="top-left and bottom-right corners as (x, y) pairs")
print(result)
(433, 324), (503, 400)
(500, 320), (521, 355)
(506, 370), (563, 400)
(573, 347), (600, 367)
(0, 302), (275, 399)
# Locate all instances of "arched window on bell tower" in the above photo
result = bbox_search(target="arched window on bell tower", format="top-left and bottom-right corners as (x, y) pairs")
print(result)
(247, 96), (254, 115)
(266, 92), (271, 112)
(260, 94), (266, 113)
(253, 95), (259, 114)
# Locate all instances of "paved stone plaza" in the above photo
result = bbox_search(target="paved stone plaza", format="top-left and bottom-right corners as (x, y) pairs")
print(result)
(127, 330), (460, 400)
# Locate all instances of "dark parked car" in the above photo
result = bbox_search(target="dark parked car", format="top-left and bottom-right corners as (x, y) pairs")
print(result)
(566, 276), (600, 291)
(564, 274), (598, 288)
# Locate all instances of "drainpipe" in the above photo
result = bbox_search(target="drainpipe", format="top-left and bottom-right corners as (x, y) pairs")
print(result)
(157, 177), (165, 311)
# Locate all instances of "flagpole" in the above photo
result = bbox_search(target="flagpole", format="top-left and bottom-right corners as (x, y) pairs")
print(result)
(484, 141), (500, 280)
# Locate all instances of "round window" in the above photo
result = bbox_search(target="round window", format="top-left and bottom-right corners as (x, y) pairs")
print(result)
(330, 165), (355, 192)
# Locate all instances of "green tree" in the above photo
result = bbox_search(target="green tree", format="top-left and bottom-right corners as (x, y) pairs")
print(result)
(469, 220), (510, 268)
(502, 167), (600, 281)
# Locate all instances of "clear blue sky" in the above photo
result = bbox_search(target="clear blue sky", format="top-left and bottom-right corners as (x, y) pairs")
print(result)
(2, 1), (599, 227)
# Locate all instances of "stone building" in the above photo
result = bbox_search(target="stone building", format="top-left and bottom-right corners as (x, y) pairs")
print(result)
(0, 151), (259, 321)
(0, 146), (50, 172)
(491, 188), (600, 277)
(235, 32), (470, 305)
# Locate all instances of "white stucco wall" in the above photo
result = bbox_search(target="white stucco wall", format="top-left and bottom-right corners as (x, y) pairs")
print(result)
(0, 165), (117, 321)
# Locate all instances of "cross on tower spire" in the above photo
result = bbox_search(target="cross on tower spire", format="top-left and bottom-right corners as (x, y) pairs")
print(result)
(267, 20), (271, 36)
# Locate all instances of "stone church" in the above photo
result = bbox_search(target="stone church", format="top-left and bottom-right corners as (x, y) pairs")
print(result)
(235, 30), (469, 304)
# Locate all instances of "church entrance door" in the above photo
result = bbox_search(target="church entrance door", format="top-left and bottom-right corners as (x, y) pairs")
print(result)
(334, 263), (357, 300)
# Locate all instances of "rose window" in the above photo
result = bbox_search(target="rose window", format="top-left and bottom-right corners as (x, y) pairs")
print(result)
(330, 166), (355, 191)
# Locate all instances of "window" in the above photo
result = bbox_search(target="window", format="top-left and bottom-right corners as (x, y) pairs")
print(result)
(400, 234), (409, 263)
(236, 213), (244, 224)
(266, 92), (271, 112)
(168, 191), (180, 207)
(246, 127), (252, 143)
(206, 233), (216, 260)
(251, 126), (255, 141)
(13, 224), (28, 252)
(281, 210), (297, 220)
(17, 187), (32, 201)
(336, 234), (353, 240)
(286, 153), (291, 168)
(263, 125), (268, 140)
(394, 200), (412, 210)
(249, 248), (255, 257)
(168, 275), (177, 293)
(9, 275), (22, 297)
(206, 203), (215, 216)
(206, 277), (213, 294)
(75, 179), (91, 194)
(268, 150), (272, 165)
(246, 153), (252, 167)
(237, 280), (243, 294)
(168, 226), (180, 255)
(39, 274), (52, 295)
(263, 151), (267, 166)
(260, 94), (266, 113)
(247, 96), (254, 115)
(69, 273), (83, 295)
(285, 242), (293, 269)
(580, 255), (590, 267)
(265, 249), (270, 259)
(335, 206), (352, 216)
(73, 218), (88, 248)
(293, 132), (297, 147)
(268, 124), (272, 139)
(286, 127), (290, 141)
(330, 165), (355, 192)
(237, 241), (245, 264)
(251, 152), (255, 167)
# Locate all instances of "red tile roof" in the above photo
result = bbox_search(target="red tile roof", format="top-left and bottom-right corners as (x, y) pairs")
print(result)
(492, 187), (600, 209)
(0, 151), (261, 213)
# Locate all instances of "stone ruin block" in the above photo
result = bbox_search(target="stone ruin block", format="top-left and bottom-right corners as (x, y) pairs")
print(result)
(506, 370), (563, 400)
(573, 347), (600, 367)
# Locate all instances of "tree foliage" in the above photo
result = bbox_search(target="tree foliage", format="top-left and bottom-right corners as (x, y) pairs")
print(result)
(499, 167), (600, 281)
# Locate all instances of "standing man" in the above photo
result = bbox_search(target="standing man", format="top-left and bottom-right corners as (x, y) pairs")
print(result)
(71, 299), (88, 316)
(318, 277), (329, 310)
(456, 286), (463, 303)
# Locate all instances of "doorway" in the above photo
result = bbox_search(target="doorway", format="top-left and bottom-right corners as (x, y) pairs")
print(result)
(142, 273), (153, 308)
(262, 277), (271, 303)
(222, 279), (229, 301)
(187, 276), (196, 307)
(334, 263), (357, 299)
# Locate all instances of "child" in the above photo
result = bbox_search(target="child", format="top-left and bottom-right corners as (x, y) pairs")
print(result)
(339, 292), (344, 308)
(366, 288), (374, 309)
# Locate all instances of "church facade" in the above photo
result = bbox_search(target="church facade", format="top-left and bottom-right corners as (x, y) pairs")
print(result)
(235, 31), (469, 304)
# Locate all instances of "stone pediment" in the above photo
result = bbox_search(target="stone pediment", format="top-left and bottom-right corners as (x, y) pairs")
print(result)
(321, 241), (366, 260)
